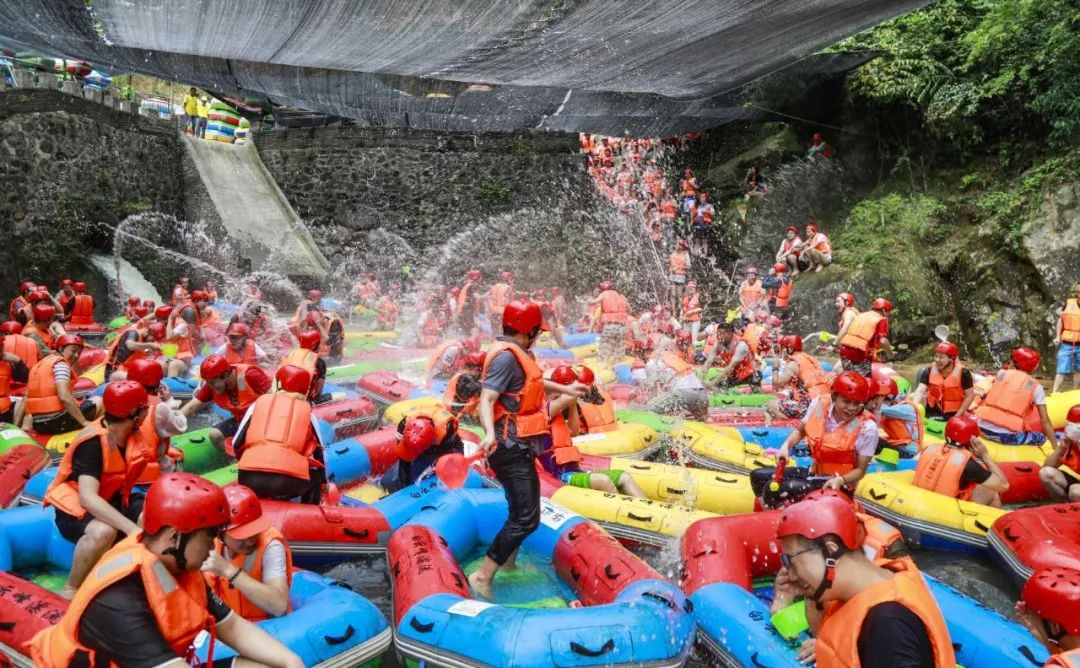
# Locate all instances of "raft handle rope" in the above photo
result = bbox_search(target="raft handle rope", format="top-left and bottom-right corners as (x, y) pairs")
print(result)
(323, 624), (356, 646)
(571, 639), (616, 658)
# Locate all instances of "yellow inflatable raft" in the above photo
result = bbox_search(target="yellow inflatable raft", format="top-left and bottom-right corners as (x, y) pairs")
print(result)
(922, 433), (1052, 464)
(1046, 388), (1080, 428)
(80, 363), (106, 386)
(572, 423), (661, 458)
(548, 485), (716, 546)
(855, 470), (1007, 550)
(570, 342), (599, 359)
(672, 421), (777, 474)
(383, 397), (443, 425)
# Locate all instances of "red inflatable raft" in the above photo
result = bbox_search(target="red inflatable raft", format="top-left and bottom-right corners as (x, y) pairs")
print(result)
(314, 396), (380, 439)
(356, 370), (413, 405)
(706, 410), (799, 428)
(989, 502), (1080, 586)
(260, 500), (391, 558)
(0, 570), (65, 664)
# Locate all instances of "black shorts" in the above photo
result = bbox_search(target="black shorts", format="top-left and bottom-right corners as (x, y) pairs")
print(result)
(238, 469), (324, 504)
(0, 405), (13, 424)
(213, 416), (240, 438)
(32, 400), (98, 435)
(55, 494), (144, 545)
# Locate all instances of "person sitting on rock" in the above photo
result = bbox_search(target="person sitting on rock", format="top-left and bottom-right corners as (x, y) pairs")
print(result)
(975, 347), (1058, 446)
(806, 131), (833, 160)
(910, 341), (975, 420)
(800, 221), (832, 273)
(775, 226), (803, 276)
(1040, 405), (1080, 502)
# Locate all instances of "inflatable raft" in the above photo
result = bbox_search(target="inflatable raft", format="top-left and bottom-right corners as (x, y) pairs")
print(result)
(680, 511), (1049, 668)
(0, 426), (49, 508)
(989, 502), (1080, 586)
(571, 422), (661, 459)
(357, 370), (414, 407)
(313, 395), (380, 439)
(390, 489), (694, 667)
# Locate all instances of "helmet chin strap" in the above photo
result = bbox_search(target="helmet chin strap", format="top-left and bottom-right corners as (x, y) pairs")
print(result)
(163, 532), (193, 571)
(808, 543), (841, 602)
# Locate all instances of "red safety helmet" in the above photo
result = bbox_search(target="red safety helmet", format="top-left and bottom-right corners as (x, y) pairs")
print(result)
(191, 290), (209, 302)
(837, 293), (855, 307)
(779, 335), (802, 352)
(103, 380), (149, 420)
(871, 297), (893, 313)
(223, 484), (270, 539)
(54, 333), (84, 351)
(785, 226), (798, 234)
(934, 342), (959, 359)
(831, 371), (870, 403)
(399, 417), (437, 462)
(305, 311), (322, 327)
(464, 351), (486, 368)
(550, 365), (578, 385)
(28, 291), (48, 304)
(226, 322), (249, 338)
(148, 323), (166, 341)
(276, 365), (312, 395)
(127, 358), (165, 391)
(1021, 568), (1080, 636)
(132, 305), (149, 319)
(72, 281), (87, 293)
(467, 269), (482, 281)
(34, 285), (47, 293)
(127, 295), (141, 306)
(0, 321), (22, 335)
(773, 262), (787, 274)
(599, 280), (614, 291)
(143, 472), (229, 536)
(776, 494), (859, 550)
(154, 305), (173, 320)
(32, 304), (55, 322)
(944, 415), (980, 447)
(1067, 405), (1080, 425)
(806, 223), (819, 235)
(18, 281), (34, 294)
(877, 377), (898, 397)
(1011, 347), (1041, 373)
(298, 329), (322, 351)
(61, 278), (73, 287)
(307, 289), (322, 302)
(502, 300), (545, 333)
(367, 272), (377, 281)
(576, 366), (596, 385)
(200, 354), (230, 379)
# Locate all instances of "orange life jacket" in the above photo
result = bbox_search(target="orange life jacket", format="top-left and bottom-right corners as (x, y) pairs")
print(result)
(1060, 439), (1080, 474)
(210, 364), (263, 421)
(4, 333), (39, 368)
(224, 340), (258, 366)
(660, 199), (677, 220)
(975, 369), (1039, 433)
(208, 528), (294, 622)
(912, 443), (978, 500)
(815, 558), (955, 668)
(489, 283), (513, 315)
(23, 322), (54, 351)
(790, 352), (830, 401)
(927, 362), (966, 415)
(778, 238), (800, 257)
(680, 177), (697, 196)
(280, 348), (319, 380)
(682, 293), (701, 322)
(881, 399), (925, 448)
(0, 360), (11, 413)
(376, 296), (399, 326)
(669, 251), (689, 276)
(742, 324), (765, 356)
(29, 535), (214, 668)
(404, 406), (457, 450)
(548, 411), (582, 465)
(662, 351), (693, 377)
(1046, 650), (1080, 667)
(774, 278), (793, 308)
(480, 341), (549, 439)
(171, 285), (189, 304)
(456, 284), (476, 312)
(170, 302), (202, 361)
(443, 372), (479, 418)
(25, 354), (70, 415)
(133, 395), (167, 485)
(810, 233), (832, 255)
(237, 393), (318, 480)
(1062, 299), (1080, 344)
(43, 422), (147, 518)
(739, 281), (763, 309)
(839, 311), (885, 353)
(579, 387), (617, 433)
(69, 295), (95, 326)
(804, 397), (873, 475)
(427, 340), (465, 375)
(598, 290), (628, 325)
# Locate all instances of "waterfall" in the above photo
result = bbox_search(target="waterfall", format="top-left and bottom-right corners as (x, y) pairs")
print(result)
(88, 254), (164, 310)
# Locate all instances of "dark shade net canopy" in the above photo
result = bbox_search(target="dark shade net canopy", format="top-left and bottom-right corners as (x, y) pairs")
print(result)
(0, 0), (930, 135)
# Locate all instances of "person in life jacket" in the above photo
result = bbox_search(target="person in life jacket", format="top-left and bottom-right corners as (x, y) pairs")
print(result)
(471, 300), (588, 599)
(8, 280), (34, 323)
(871, 375), (926, 456)
(105, 318), (163, 380)
(1040, 405), (1080, 502)
(126, 358), (187, 485)
(589, 281), (630, 364)
(806, 131), (834, 160)
(1, 319), (39, 370)
(308, 308), (345, 363)
(1054, 282), (1080, 394)
(679, 168), (699, 213)
(443, 367), (483, 418)
(30, 472), (304, 668)
(690, 192), (715, 257)
(375, 284), (401, 331)
(667, 237), (690, 313)
(279, 329), (328, 403)
(772, 495), (954, 668)
(767, 335), (830, 420)
(681, 280), (703, 344)
(383, 406), (465, 493)
(643, 337), (709, 420)
(64, 281), (95, 327)
(427, 335), (481, 382)
(181, 354), (272, 455)
(24, 301), (64, 359)
(232, 365), (325, 504)
(764, 262), (794, 316)
(214, 322), (271, 369)
(976, 346), (1058, 446)
(539, 365), (646, 497)
(0, 325), (30, 423)
(488, 271), (515, 325)
(456, 268), (483, 334)
(837, 297), (892, 378)
(775, 372), (878, 491)
(738, 266), (765, 318)
(166, 290), (209, 377)
(15, 334), (102, 434)
(202, 483), (294, 621)
(913, 414), (1009, 507)
(1015, 568), (1080, 666)
(170, 276), (190, 305)
(549, 286), (569, 328)
(910, 341), (976, 420)
(122, 295), (142, 321)
(291, 289), (323, 327)
(776, 226), (804, 276)
(702, 321), (763, 391)
(834, 291), (859, 342)
(800, 222), (833, 273)
(57, 279), (75, 311)
(44, 381), (152, 598)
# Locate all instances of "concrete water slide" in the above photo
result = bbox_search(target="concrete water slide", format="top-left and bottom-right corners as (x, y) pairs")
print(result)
(182, 137), (328, 277)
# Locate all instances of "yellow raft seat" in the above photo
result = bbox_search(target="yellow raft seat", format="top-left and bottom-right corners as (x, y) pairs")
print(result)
(571, 423), (661, 459)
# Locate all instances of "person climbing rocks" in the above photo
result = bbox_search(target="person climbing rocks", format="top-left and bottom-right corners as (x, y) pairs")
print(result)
(469, 300), (587, 599)
(181, 87), (199, 135)
(427, 335), (481, 382)
(15, 334), (102, 434)
(775, 372), (878, 492)
(913, 414), (1009, 507)
(41, 381), (150, 598)
(668, 238), (691, 314)
(681, 280), (703, 344)
(541, 365), (646, 497)
(1039, 405), (1080, 502)
(590, 281), (629, 364)
(690, 192), (714, 257)
(642, 337), (709, 420)
(800, 222), (833, 273)
(104, 317), (163, 380)
(837, 297), (892, 378)
(203, 484), (294, 621)
(232, 365), (325, 505)
(375, 284), (401, 331)
(1015, 568), (1080, 665)
(975, 347), (1057, 446)
(30, 472), (304, 668)
(0, 325), (29, 423)
(125, 358), (187, 484)
(214, 322), (271, 368)
(171, 276), (190, 305)
(765, 262), (794, 316)
(874, 376), (925, 456)
(910, 341), (975, 420)
(703, 322), (762, 392)
(767, 335), (830, 420)
(805, 131), (833, 160)
(180, 353), (272, 456)
(1053, 282), (1080, 394)
(738, 267), (765, 320)
(772, 494), (954, 668)
(383, 406), (465, 493)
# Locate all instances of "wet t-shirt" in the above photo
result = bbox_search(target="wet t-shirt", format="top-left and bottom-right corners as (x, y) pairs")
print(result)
(481, 339), (546, 453)
(856, 602), (934, 668)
